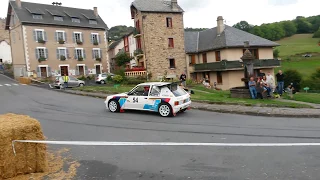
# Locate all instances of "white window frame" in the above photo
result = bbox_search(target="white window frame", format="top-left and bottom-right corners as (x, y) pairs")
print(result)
(72, 18), (80, 23)
(56, 30), (66, 41)
(75, 48), (84, 58)
(35, 29), (45, 42)
(54, 16), (63, 21)
(74, 32), (83, 42)
(91, 33), (99, 43)
(38, 65), (49, 78)
(36, 47), (47, 58)
(94, 64), (102, 74)
(92, 48), (101, 59)
(76, 64), (86, 76)
(58, 47), (67, 57)
(59, 64), (70, 76)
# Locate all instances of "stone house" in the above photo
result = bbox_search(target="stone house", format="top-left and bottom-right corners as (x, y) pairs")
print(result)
(185, 16), (280, 90)
(130, 0), (187, 80)
(5, 0), (109, 79)
(108, 39), (124, 73)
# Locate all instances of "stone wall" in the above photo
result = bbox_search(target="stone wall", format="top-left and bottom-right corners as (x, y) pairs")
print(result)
(0, 18), (9, 42)
(139, 12), (187, 80)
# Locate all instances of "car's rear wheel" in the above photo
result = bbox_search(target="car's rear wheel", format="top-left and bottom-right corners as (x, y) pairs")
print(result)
(158, 103), (173, 117)
(101, 80), (105, 84)
(108, 100), (120, 113)
(79, 83), (84, 87)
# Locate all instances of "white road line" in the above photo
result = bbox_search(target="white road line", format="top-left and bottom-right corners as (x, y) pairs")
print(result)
(0, 84), (2, 86)
(12, 84), (19, 86)
(4, 84), (11, 86)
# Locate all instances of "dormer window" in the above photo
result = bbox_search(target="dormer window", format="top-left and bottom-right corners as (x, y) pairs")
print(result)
(54, 16), (63, 21)
(89, 20), (97, 25)
(72, 18), (80, 23)
(33, 14), (43, 19)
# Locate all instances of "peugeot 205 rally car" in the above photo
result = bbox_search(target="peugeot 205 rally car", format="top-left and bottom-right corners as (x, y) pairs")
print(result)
(105, 82), (192, 117)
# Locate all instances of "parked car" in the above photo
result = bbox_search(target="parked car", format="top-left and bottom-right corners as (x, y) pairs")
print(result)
(95, 73), (114, 84)
(105, 82), (191, 117)
(53, 76), (85, 89)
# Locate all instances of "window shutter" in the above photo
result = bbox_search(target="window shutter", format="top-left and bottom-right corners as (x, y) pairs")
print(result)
(92, 49), (94, 59)
(54, 32), (58, 41)
(85, 66), (88, 75)
(43, 31), (47, 41)
(72, 33), (75, 43)
(81, 33), (84, 42)
(33, 30), (37, 41)
(99, 49), (102, 58)
(35, 49), (39, 59)
(37, 67), (41, 77)
(83, 50), (86, 59)
(75, 66), (79, 76)
(56, 49), (59, 59)
(74, 49), (77, 59)
(98, 34), (101, 43)
(64, 32), (67, 42)
(90, 34), (93, 44)
(48, 67), (52, 77)
(45, 49), (48, 59)
(66, 49), (69, 58)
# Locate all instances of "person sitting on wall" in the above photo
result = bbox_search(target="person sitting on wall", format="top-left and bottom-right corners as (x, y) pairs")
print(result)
(202, 75), (211, 89)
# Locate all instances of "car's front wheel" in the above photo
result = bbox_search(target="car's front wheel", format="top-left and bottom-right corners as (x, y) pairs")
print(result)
(108, 100), (120, 113)
(79, 83), (84, 87)
(100, 80), (105, 84)
(158, 103), (173, 117)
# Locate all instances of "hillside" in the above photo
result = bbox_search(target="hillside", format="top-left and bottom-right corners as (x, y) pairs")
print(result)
(108, 25), (134, 41)
(275, 34), (320, 77)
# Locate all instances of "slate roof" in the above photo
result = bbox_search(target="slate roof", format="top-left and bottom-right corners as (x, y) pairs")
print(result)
(7, 1), (108, 30)
(131, 0), (184, 13)
(108, 40), (122, 50)
(185, 25), (279, 53)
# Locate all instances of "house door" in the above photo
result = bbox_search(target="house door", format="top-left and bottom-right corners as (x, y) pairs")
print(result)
(95, 65), (101, 74)
(60, 66), (69, 76)
(40, 67), (47, 77)
(78, 66), (84, 76)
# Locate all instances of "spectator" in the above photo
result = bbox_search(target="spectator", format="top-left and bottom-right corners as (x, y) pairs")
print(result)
(258, 70), (265, 79)
(180, 72), (187, 87)
(261, 76), (271, 97)
(202, 75), (211, 89)
(248, 77), (257, 99)
(62, 74), (69, 90)
(286, 84), (295, 99)
(266, 72), (275, 93)
(276, 70), (285, 96)
(256, 81), (264, 99)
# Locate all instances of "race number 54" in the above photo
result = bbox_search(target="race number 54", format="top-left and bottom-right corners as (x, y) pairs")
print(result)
(133, 97), (139, 103)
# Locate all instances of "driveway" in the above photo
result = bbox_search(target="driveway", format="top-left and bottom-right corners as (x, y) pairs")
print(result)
(1, 74), (320, 180)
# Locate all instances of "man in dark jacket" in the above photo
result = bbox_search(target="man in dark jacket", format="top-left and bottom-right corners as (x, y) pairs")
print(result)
(180, 72), (187, 87)
(276, 70), (285, 95)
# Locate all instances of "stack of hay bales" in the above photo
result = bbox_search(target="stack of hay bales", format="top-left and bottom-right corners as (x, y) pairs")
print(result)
(18, 77), (31, 85)
(0, 114), (47, 179)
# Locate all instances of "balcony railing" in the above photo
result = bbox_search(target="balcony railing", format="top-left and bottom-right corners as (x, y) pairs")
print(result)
(125, 67), (146, 72)
(134, 49), (144, 57)
(125, 71), (147, 77)
(133, 28), (141, 38)
(194, 59), (281, 72)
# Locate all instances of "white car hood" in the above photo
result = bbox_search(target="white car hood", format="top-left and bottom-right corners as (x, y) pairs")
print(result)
(107, 93), (128, 98)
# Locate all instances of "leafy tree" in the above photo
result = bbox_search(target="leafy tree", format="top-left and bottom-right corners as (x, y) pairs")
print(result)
(269, 23), (285, 41)
(260, 24), (272, 40)
(109, 25), (134, 41)
(281, 21), (297, 37)
(115, 51), (133, 67)
(233, 21), (253, 32)
(283, 69), (303, 91)
(295, 17), (313, 33)
(313, 28), (320, 38)
(273, 49), (280, 58)
(250, 26), (264, 37)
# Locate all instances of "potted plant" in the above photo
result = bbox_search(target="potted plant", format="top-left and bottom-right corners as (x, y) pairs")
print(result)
(78, 56), (84, 61)
(76, 40), (83, 45)
(93, 40), (99, 45)
(38, 38), (46, 44)
(38, 56), (46, 62)
(58, 38), (65, 44)
(60, 55), (66, 61)
(95, 56), (101, 61)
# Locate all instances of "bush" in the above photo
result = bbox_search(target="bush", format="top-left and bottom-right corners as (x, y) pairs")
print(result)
(107, 75), (113, 82)
(86, 75), (95, 80)
(112, 75), (124, 84)
(302, 68), (320, 90)
(123, 77), (146, 85)
(78, 75), (86, 80)
(283, 69), (302, 91)
(114, 68), (125, 77)
(313, 28), (320, 38)
(273, 49), (280, 58)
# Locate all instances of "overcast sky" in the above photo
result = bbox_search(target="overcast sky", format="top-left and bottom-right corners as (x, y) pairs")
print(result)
(1, 0), (319, 28)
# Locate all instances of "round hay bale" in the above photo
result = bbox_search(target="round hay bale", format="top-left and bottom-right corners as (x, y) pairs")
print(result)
(0, 114), (47, 179)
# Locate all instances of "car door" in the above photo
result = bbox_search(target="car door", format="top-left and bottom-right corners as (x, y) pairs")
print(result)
(68, 76), (77, 87)
(125, 85), (150, 110)
(144, 85), (162, 112)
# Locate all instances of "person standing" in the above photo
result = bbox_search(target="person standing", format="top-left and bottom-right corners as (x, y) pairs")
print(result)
(266, 72), (275, 93)
(258, 70), (265, 79)
(248, 77), (257, 99)
(180, 72), (187, 87)
(62, 74), (69, 90)
(276, 70), (285, 96)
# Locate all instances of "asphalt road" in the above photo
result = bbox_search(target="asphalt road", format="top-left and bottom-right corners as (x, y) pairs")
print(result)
(1, 74), (320, 180)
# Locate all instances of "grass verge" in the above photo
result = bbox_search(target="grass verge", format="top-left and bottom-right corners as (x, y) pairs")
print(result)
(283, 93), (320, 104)
(74, 85), (312, 108)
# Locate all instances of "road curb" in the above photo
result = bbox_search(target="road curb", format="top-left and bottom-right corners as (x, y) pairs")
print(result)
(62, 90), (320, 118)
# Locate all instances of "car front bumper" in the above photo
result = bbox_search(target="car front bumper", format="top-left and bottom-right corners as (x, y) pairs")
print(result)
(172, 101), (192, 114)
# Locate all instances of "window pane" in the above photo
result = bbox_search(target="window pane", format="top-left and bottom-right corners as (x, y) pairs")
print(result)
(36, 31), (43, 39)
(169, 59), (175, 68)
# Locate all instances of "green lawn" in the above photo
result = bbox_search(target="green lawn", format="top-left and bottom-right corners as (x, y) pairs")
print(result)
(284, 93), (320, 104)
(75, 85), (312, 108)
(275, 58), (319, 77)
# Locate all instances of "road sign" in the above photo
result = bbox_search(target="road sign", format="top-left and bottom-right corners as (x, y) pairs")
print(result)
(303, 87), (310, 93)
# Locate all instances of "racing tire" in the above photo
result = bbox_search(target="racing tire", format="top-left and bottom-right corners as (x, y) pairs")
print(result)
(108, 100), (120, 113)
(158, 103), (173, 117)
(79, 83), (84, 87)
(101, 80), (105, 84)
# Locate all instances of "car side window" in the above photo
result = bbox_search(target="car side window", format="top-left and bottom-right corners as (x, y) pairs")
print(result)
(128, 85), (150, 96)
(69, 77), (76, 81)
(150, 86), (160, 97)
(102, 74), (107, 78)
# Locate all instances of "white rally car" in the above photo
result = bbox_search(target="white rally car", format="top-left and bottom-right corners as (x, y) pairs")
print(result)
(105, 82), (192, 117)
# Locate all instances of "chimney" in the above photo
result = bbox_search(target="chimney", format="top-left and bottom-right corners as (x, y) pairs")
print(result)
(217, 16), (225, 35)
(16, 0), (22, 8)
(171, 0), (178, 11)
(94, 7), (98, 17)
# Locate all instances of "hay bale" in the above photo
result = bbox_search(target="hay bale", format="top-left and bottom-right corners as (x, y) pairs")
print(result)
(0, 114), (47, 179)
(18, 77), (31, 85)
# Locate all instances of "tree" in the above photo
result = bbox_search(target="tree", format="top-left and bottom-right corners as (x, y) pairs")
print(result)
(250, 26), (264, 37)
(295, 17), (313, 33)
(273, 49), (280, 58)
(269, 23), (285, 41)
(283, 69), (303, 91)
(115, 51), (133, 67)
(313, 28), (320, 38)
(233, 21), (253, 32)
(260, 24), (272, 40)
(281, 21), (297, 37)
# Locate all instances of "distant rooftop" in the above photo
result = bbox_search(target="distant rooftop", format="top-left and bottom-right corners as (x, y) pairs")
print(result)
(131, 0), (184, 13)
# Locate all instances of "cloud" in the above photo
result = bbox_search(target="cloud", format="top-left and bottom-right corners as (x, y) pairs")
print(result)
(268, 0), (298, 6)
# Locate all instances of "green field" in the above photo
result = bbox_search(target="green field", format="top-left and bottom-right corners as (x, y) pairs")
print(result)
(275, 34), (320, 77)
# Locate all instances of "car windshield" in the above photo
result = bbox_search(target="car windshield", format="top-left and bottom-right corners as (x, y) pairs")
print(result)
(164, 83), (187, 97)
